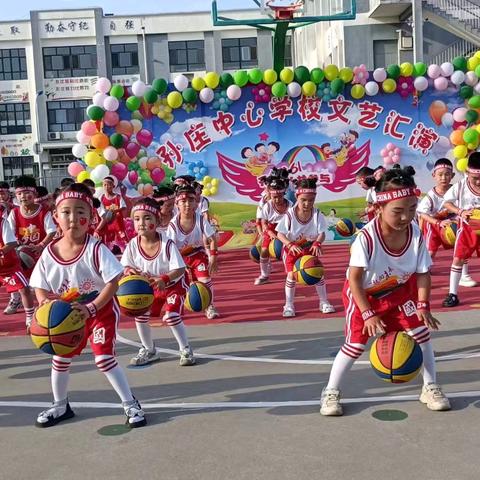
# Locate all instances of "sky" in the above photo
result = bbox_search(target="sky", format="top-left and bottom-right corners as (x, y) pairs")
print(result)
(0, 0), (254, 21)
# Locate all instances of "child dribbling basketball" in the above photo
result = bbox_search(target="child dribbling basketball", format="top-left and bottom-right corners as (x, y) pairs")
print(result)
(30, 183), (146, 428)
(320, 165), (450, 416)
(121, 198), (195, 366)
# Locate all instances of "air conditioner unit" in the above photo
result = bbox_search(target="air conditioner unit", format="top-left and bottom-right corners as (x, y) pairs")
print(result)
(48, 132), (63, 141)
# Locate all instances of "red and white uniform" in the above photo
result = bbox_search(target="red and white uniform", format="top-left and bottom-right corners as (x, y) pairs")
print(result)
(344, 217), (431, 345)
(365, 188), (376, 221)
(121, 234), (188, 318)
(276, 207), (327, 272)
(258, 199), (292, 248)
(417, 186), (454, 252)
(98, 194), (127, 246)
(444, 179), (480, 259)
(255, 194), (269, 227)
(198, 196), (210, 216)
(30, 235), (123, 358)
(0, 200), (13, 220)
(0, 218), (28, 292)
(167, 212), (215, 280)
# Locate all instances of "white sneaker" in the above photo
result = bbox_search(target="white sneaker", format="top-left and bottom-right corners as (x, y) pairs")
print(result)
(459, 275), (478, 287)
(419, 383), (451, 411)
(206, 305), (220, 320)
(129, 347), (161, 366)
(320, 301), (336, 314)
(179, 346), (196, 366)
(123, 398), (146, 428)
(4, 297), (21, 315)
(254, 276), (269, 285)
(282, 305), (295, 317)
(320, 388), (343, 416)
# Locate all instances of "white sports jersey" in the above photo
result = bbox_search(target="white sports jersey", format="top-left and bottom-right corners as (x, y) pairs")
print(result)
(417, 186), (452, 217)
(198, 196), (210, 215)
(276, 207), (327, 242)
(256, 194), (269, 219)
(443, 178), (480, 210)
(349, 217), (431, 297)
(121, 234), (185, 285)
(30, 235), (123, 302)
(167, 212), (216, 254)
(1, 217), (17, 245)
(258, 199), (292, 224)
(365, 187), (376, 204)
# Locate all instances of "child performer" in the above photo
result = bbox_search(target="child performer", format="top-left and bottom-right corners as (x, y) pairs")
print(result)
(121, 198), (195, 366)
(35, 186), (54, 211)
(443, 152), (480, 307)
(255, 176), (270, 239)
(320, 165), (450, 416)
(355, 167), (376, 222)
(167, 184), (220, 320)
(276, 176), (335, 316)
(81, 179), (103, 237)
(153, 185), (176, 234)
(255, 174), (291, 285)
(194, 181), (211, 222)
(30, 183), (146, 428)
(0, 181), (13, 219)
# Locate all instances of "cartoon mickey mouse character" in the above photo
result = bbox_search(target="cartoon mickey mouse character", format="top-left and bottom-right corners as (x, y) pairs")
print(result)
(241, 142), (280, 177)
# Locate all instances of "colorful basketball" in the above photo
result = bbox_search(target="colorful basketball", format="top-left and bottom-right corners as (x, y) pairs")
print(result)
(249, 244), (261, 263)
(30, 300), (85, 356)
(185, 281), (212, 312)
(336, 218), (355, 237)
(441, 222), (458, 247)
(370, 331), (423, 383)
(268, 238), (283, 260)
(293, 255), (324, 285)
(117, 275), (154, 317)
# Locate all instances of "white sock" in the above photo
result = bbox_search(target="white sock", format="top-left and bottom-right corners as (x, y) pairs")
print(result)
(326, 344), (365, 390)
(314, 279), (327, 303)
(135, 315), (154, 351)
(25, 307), (35, 325)
(169, 321), (189, 350)
(407, 327), (436, 385)
(95, 355), (134, 403)
(285, 278), (295, 307)
(51, 356), (71, 404)
(260, 257), (269, 278)
(449, 265), (463, 295)
(462, 262), (469, 277)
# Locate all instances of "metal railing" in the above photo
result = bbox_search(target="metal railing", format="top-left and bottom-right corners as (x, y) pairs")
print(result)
(426, 37), (478, 64)
(424, 0), (480, 31)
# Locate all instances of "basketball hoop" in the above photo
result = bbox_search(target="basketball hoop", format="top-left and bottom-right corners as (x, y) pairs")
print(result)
(266, 0), (304, 20)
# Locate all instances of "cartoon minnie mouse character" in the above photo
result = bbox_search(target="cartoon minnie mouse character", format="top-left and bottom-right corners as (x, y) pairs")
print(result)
(340, 130), (359, 150)
(241, 142), (280, 177)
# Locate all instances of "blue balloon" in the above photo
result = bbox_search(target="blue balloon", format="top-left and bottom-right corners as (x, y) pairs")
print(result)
(199, 167), (208, 175)
(195, 173), (202, 180)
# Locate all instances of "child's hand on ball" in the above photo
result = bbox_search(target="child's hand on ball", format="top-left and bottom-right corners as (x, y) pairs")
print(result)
(362, 316), (386, 337)
(70, 302), (89, 320)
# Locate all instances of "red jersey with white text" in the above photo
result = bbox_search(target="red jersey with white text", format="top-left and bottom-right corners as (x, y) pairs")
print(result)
(7, 205), (56, 246)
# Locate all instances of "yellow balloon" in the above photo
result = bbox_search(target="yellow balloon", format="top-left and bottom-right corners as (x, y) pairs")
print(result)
(84, 151), (101, 168)
(263, 69), (278, 85)
(475, 51), (480, 60)
(324, 65), (339, 81)
(339, 67), (353, 83)
(151, 105), (159, 114)
(210, 187), (218, 195)
(191, 77), (206, 91)
(203, 188), (211, 196)
(204, 72), (220, 89)
(211, 178), (219, 186)
(467, 141), (479, 150)
(351, 84), (365, 99)
(203, 175), (212, 184)
(400, 62), (413, 76)
(457, 157), (468, 172)
(167, 91), (183, 109)
(467, 57), (480, 71)
(382, 78), (396, 93)
(77, 171), (90, 182)
(279, 68), (294, 84)
(453, 145), (468, 159)
(476, 124), (480, 133)
(302, 81), (316, 96)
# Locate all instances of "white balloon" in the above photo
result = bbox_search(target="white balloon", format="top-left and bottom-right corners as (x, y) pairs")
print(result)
(90, 164), (110, 183)
(131, 80), (147, 97)
(199, 87), (214, 103)
(173, 74), (189, 92)
(365, 81), (379, 96)
(104, 96), (120, 112)
(440, 62), (454, 77)
(92, 92), (107, 107)
(226, 84), (242, 101)
(465, 71), (479, 86)
(475, 82), (480, 94)
(414, 76), (429, 92)
(72, 143), (88, 158)
(441, 112), (454, 128)
(287, 81), (302, 98)
(95, 77), (111, 94)
(372, 68), (387, 82)
(450, 70), (465, 86)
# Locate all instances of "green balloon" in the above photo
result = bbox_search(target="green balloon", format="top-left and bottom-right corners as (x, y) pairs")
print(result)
(140, 171), (152, 184)
(463, 128), (478, 144)
(152, 78), (168, 95)
(466, 109), (479, 124)
(220, 73), (234, 88)
(131, 110), (144, 121)
(143, 89), (158, 104)
(271, 81), (287, 97)
(87, 105), (104, 121)
(248, 68), (263, 85)
(182, 87), (198, 103)
(387, 64), (401, 79)
(126, 96), (142, 112)
(468, 95), (480, 108)
(110, 133), (124, 148)
(110, 84), (124, 99)
(453, 56), (468, 72)
(310, 68), (325, 84)
(128, 161), (138, 171)
(413, 62), (427, 77)
(233, 70), (249, 87)
(460, 85), (474, 99)
(294, 66), (310, 85)
(475, 65), (480, 78)
(330, 78), (345, 94)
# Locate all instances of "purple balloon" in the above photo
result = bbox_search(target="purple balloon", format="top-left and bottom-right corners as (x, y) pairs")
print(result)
(304, 163), (314, 173)
(325, 159), (337, 173)
(125, 141), (140, 159)
(136, 129), (153, 147)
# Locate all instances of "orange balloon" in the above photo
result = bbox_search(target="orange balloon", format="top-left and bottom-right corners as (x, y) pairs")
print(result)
(143, 184), (154, 196)
(450, 129), (466, 146)
(90, 133), (109, 149)
(429, 100), (448, 126)
(146, 156), (162, 170)
(115, 120), (134, 137)
(117, 148), (130, 165)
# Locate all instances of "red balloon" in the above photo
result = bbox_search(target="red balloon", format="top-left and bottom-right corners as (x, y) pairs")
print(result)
(136, 129), (153, 147)
(125, 142), (140, 159)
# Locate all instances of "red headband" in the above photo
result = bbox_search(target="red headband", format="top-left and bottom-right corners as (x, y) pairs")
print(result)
(156, 194), (175, 201)
(15, 187), (36, 194)
(55, 191), (93, 209)
(433, 164), (453, 173)
(296, 188), (317, 195)
(0, 188), (9, 192)
(467, 168), (480, 174)
(131, 204), (159, 216)
(268, 188), (286, 193)
(376, 187), (420, 204)
(35, 194), (51, 204)
(176, 193), (196, 201)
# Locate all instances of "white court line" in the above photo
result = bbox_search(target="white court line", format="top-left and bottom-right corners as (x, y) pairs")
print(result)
(1, 390), (480, 410)
(116, 334), (480, 366)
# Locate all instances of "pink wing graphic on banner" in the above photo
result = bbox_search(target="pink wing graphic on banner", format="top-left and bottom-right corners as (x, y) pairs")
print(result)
(217, 151), (264, 201)
(323, 140), (371, 193)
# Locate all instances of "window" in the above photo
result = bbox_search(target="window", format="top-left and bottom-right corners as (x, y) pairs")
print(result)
(43, 45), (97, 78)
(0, 48), (27, 81)
(0, 103), (31, 135)
(111, 43), (139, 75)
(284, 36), (292, 67)
(222, 37), (257, 69)
(169, 40), (205, 72)
(47, 99), (88, 132)
(2, 156), (38, 183)
(373, 40), (398, 69)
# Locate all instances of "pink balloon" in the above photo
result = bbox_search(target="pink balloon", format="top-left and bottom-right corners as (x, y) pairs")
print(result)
(392, 155), (400, 163)
(386, 142), (394, 150)
(81, 121), (97, 136)
(324, 159), (337, 173)
(434, 77), (448, 91)
(380, 148), (387, 157)
(136, 129), (153, 147)
(67, 162), (84, 177)
(103, 146), (118, 162)
(104, 111), (120, 127)
(125, 142), (140, 159)
(76, 131), (91, 145)
(128, 171), (138, 185)
(394, 147), (401, 155)
(453, 107), (467, 122)
(304, 163), (314, 173)
(111, 162), (127, 181)
(151, 167), (166, 183)
(104, 96), (119, 112)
